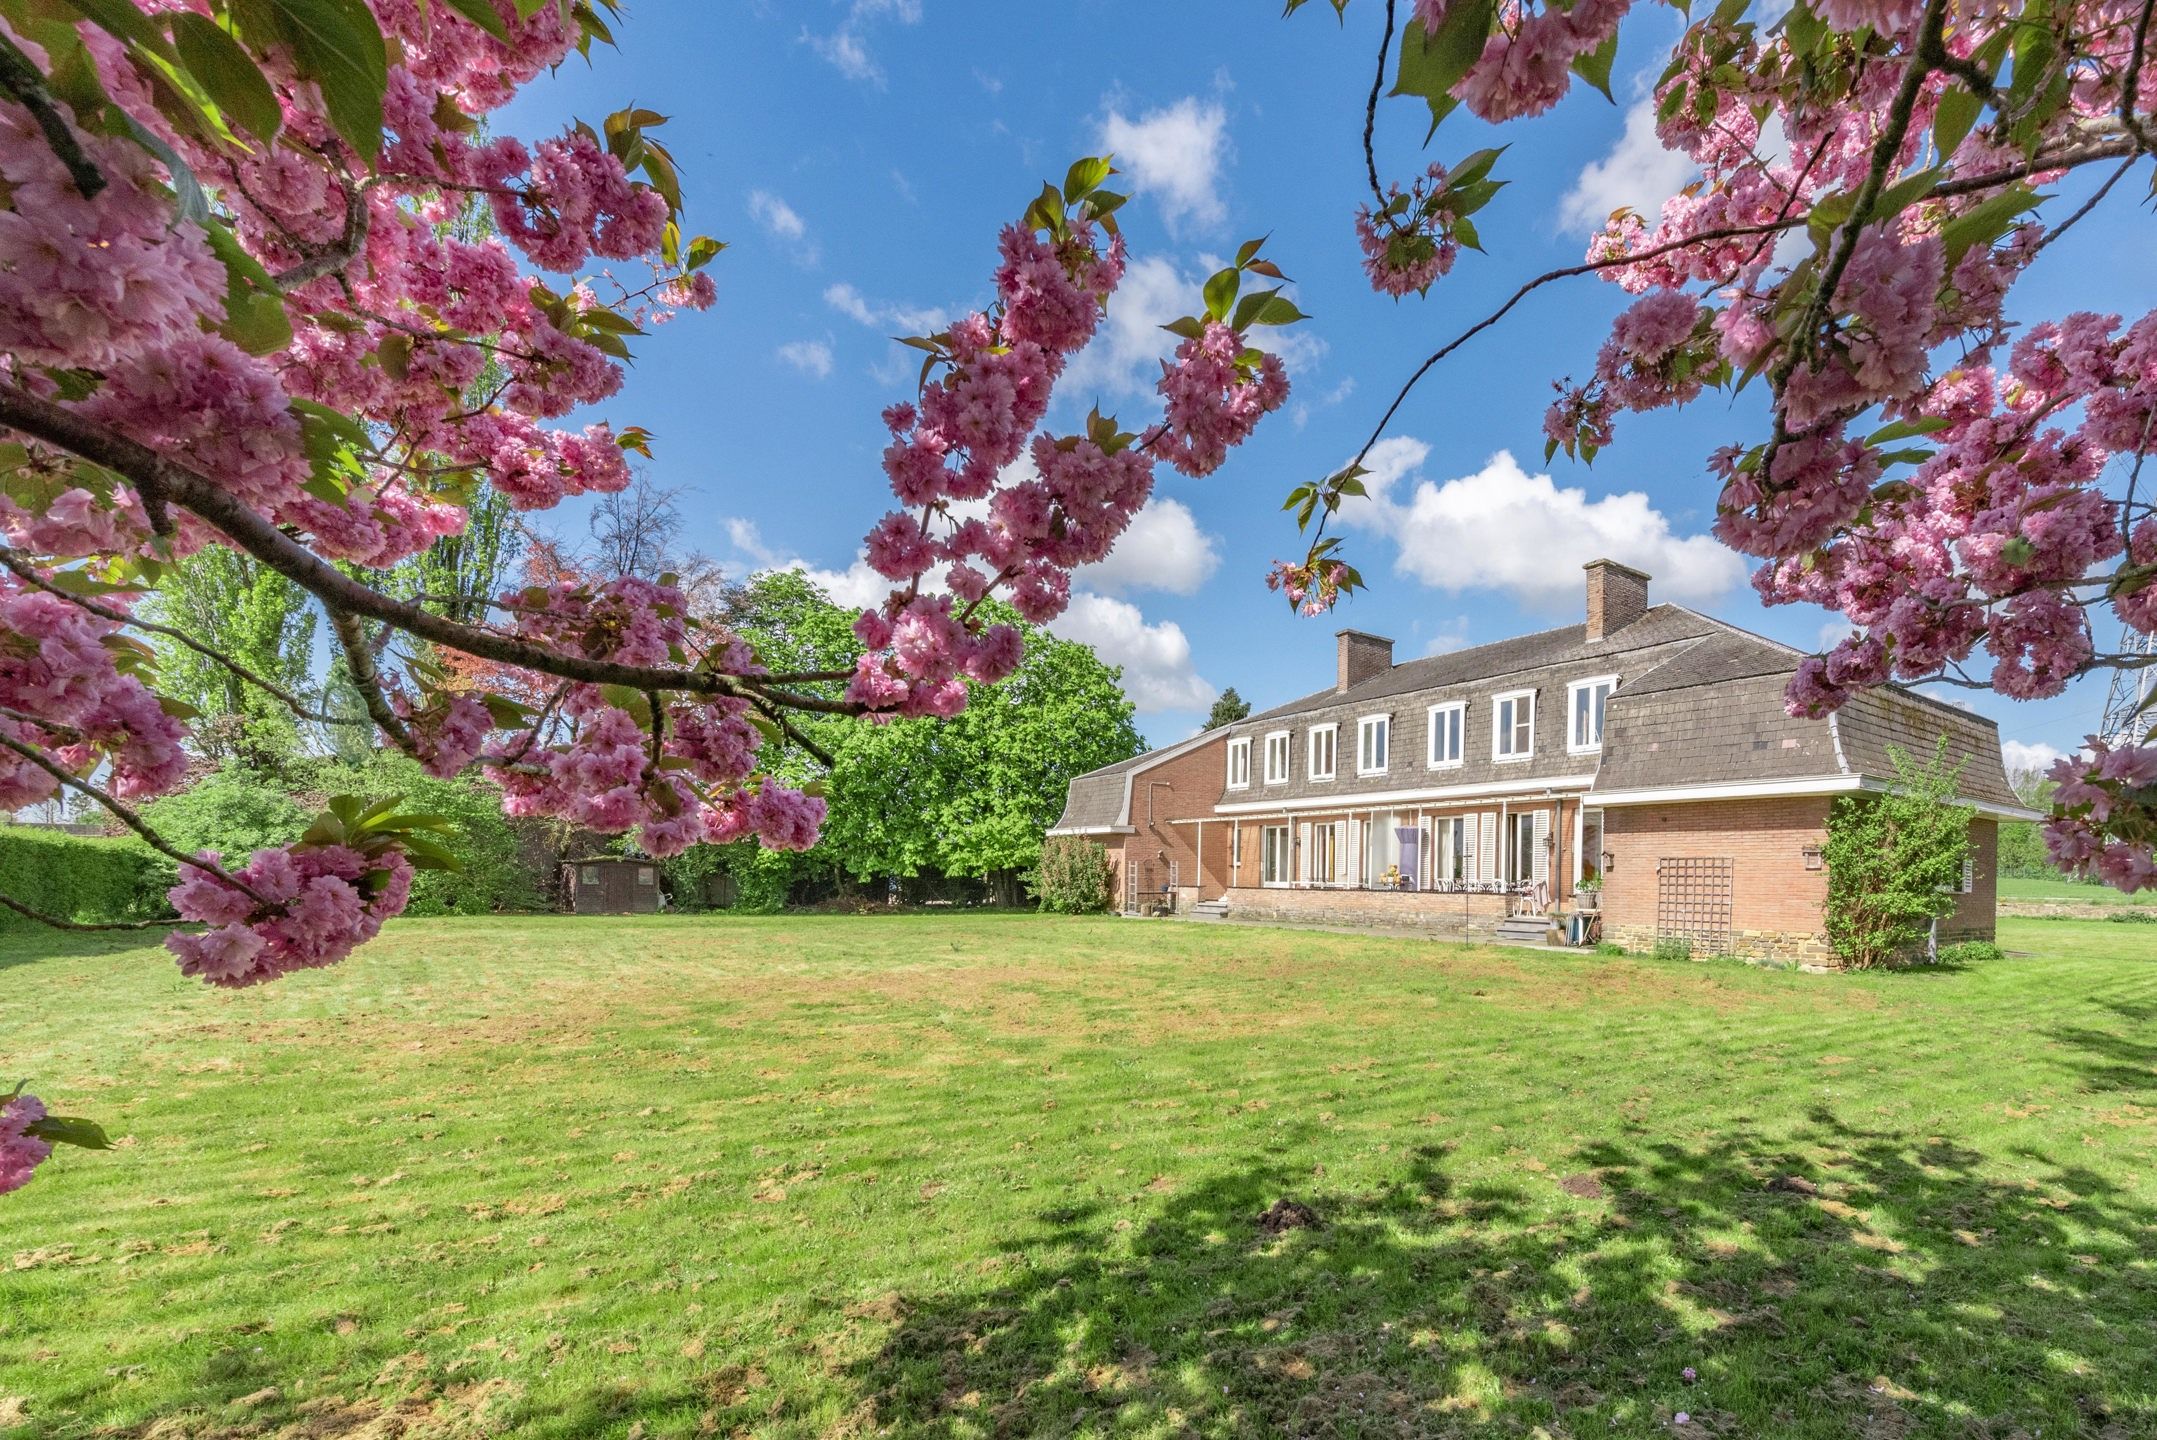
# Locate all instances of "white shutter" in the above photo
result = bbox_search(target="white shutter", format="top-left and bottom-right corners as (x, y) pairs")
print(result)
(1344, 819), (1360, 887)
(1532, 809), (1550, 885)
(1479, 812), (1497, 884)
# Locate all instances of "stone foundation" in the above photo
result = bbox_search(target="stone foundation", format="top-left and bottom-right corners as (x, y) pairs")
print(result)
(1226, 886), (1513, 938)
(1604, 924), (1836, 968)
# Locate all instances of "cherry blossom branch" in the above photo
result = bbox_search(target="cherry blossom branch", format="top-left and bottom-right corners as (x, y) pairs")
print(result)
(1364, 0), (1398, 211)
(1782, 0), (1947, 385)
(0, 31), (103, 199)
(270, 165), (371, 291)
(0, 546), (351, 727)
(0, 733), (270, 906)
(327, 608), (415, 752)
(1344, 138), (2139, 476)
(0, 385), (864, 719)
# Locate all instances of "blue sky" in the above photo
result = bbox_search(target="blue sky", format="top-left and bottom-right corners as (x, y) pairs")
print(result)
(498, 0), (2156, 770)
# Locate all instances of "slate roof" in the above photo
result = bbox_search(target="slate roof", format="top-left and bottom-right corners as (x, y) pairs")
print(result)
(1212, 606), (1724, 806)
(1048, 751), (1154, 833)
(1195, 604), (2028, 816)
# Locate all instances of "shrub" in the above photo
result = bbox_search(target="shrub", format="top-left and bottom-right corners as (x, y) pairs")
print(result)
(1030, 837), (1113, 914)
(302, 755), (540, 916)
(1593, 940), (1627, 957)
(1652, 935), (1694, 963)
(1824, 740), (1975, 970)
(142, 757), (542, 917)
(0, 825), (174, 929)
(1939, 940), (2005, 964)
(140, 766), (311, 860)
(2105, 910), (2157, 925)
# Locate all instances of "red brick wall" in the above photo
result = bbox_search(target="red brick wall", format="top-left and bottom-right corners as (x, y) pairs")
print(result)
(1601, 798), (1999, 963)
(1943, 818), (1998, 943)
(1117, 737), (1233, 906)
(1601, 796), (1834, 962)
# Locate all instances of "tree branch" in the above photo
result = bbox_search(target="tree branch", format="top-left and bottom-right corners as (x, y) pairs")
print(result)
(1780, 0), (1948, 386)
(0, 384), (865, 718)
(328, 608), (415, 753)
(1339, 137), (2137, 478)
(0, 893), (178, 932)
(271, 168), (371, 291)
(0, 733), (270, 907)
(0, 30), (103, 199)
(0, 546), (353, 727)
(1364, 0), (1398, 211)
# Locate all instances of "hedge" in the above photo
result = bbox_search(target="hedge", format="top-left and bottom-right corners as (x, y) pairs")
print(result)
(0, 825), (176, 929)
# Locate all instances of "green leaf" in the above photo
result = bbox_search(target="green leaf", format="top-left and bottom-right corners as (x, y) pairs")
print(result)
(1201, 267), (1239, 322)
(1448, 146), (1505, 190)
(168, 12), (281, 143)
(1390, 0), (1498, 130)
(1865, 416), (1950, 445)
(230, 0), (388, 160)
(436, 0), (512, 38)
(1161, 315), (1207, 340)
(1932, 84), (1983, 160)
(1063, 155), (1113, 201)
(1938, 183), (2041, 269)
(221, 288), (293, 356)
(1569, 30), (1619, 102)
(27, 1114), (112, 1151)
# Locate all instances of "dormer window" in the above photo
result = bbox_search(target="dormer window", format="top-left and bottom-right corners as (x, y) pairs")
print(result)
(1494, 690), (1534, 762)
(1357, 715), (1390, 775)
(1569, 676), (1617, 754)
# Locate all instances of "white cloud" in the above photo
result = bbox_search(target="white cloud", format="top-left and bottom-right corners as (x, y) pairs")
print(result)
(777, 339), (834, 379)
(1342, 441), (1746, 613)
(1816, 619), (1857, 652)
(1558, 97), (1698, 235)
(1076, 497), (1221, 596)
(1099, 97), (1230, 232)
(1050, 591), (1214, 712)
(722, 518), (893, 610)
(1059, 254), (1189, 398)
(823, 281), (947, 335)
(748, 189), (807, 240)
(805, 0), (922, 84)
(2002, 740), (2066, 777)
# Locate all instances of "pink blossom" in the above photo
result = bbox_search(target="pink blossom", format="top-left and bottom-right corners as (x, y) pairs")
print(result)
(0, 1092), (54, 1195)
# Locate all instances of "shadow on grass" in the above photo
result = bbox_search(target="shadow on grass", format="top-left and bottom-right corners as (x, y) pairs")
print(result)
(0, 928), (152, 971)
(836, 1116), (2157, 1438)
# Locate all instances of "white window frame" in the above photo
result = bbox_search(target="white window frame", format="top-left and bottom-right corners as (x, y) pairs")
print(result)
(1262, 730), (1291, 785)
(1307, 723), (1338, 782)
(1260, 824), (1292, 886)
(1226, 736), (1252, 790)
(1493, 689), (1536, 763)
(1426, 701), (1465, 769)
(1357, 714), (1391, 776)
(1306, 821), (1345, 886)
(1567, 675), (1618, 756)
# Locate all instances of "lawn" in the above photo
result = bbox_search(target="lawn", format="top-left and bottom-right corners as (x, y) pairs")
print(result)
(1999, 875), (2157, 905)
(2, 915), (2153, 1439)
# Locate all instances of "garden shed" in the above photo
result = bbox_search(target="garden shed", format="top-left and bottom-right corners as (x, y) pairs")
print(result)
(564, 857), (662, 915)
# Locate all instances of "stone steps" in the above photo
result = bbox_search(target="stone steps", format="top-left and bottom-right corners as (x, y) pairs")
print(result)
(1493, 914), (1561, 947)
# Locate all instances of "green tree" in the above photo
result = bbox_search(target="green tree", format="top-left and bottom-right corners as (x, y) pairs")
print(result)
(1204, 687), (1251, 730)
(146, 548), (316, 770)
(718, 572), (1144, 903)
(1823, 740), (1975, 969)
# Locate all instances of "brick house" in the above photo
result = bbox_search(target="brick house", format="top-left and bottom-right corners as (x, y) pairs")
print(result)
(1049, 560), (2037, 963)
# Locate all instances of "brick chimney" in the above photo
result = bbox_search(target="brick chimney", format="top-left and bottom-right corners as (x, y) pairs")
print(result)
(1584, 559), (1650, 641)
(1336, 629), (1394, 692)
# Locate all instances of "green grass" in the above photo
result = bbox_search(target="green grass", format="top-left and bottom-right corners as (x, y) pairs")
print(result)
(1999, 875), (2157, 905)
(3, 915), (2154, 1439)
